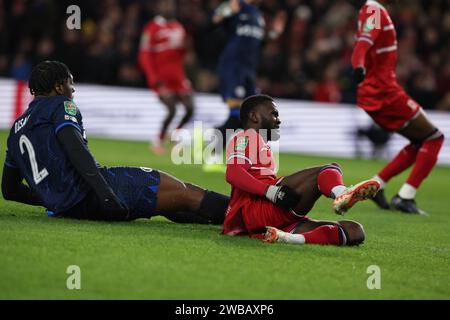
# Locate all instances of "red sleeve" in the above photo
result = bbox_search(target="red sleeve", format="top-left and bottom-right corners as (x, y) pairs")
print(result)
(138, 24), (157, 88)
(225, 131), (268, 196)
(352, 4), (389, 68)
(226, 163), (268, 196)
(356, 4), (392, 41)
(356, 5), (384, 43)
(351, 40), (372, 68)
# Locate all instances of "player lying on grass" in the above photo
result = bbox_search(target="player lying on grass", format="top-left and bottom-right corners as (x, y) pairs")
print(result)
(1, 60), (227, 224)
(223, 95), (381, 246)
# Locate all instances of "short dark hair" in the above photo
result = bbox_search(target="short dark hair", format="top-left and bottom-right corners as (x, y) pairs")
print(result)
(29, 60), (71, 95)
(240, 94), (274, 126)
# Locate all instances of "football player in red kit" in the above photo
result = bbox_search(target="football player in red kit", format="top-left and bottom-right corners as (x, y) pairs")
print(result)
(139, 0), (194, 155)
(352, 0), (444, 215)
(223, 95), (380, 246)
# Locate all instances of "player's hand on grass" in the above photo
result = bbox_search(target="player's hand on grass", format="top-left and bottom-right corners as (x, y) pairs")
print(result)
(265, 185), (301, 210)
(353, 66), (366, 84)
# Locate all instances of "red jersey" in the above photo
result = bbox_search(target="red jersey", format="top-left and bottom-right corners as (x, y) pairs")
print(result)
(353, 0), (402, 110)
(352, 0), (422, 130)
(223, 129), (278, 235)
(138, 16), (187, 88)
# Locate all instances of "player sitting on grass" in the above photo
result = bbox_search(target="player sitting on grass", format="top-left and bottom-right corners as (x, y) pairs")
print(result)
(1, 61), (227, 224)
(223, 94), (381, 246)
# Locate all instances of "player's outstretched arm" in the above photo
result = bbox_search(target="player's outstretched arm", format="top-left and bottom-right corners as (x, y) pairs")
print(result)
(1, 165), (43, 206)
(226, 162), (268, 195)
(138, 28), (159, 90)
(351, 40), (372, 84)
(226, 163), (300, 209)
(56, 126), (129, 218)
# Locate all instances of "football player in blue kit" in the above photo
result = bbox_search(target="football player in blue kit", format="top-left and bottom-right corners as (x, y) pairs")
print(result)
(2, 61), (228, 224)
(212, 0), (286, 142)
(203, 0), (285, 171)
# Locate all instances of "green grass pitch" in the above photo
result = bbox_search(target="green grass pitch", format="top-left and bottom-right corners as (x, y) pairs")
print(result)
(0, 130), (449, 299)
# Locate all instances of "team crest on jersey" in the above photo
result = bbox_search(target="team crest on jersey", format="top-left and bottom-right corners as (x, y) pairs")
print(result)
(235, 136), (249, 151)
(64, 101), (77, 116)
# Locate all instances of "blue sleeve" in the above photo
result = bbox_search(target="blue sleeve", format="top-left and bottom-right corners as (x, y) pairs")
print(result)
(52, 98), (84, 134)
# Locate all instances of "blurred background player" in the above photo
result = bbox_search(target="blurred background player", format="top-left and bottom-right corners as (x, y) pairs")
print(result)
(223, 95), (380, 246)
(2, 61), (227, 225)
(352, 0), (445, 215)
(203, 0), (286, 171)
(139, 0), (194, 155)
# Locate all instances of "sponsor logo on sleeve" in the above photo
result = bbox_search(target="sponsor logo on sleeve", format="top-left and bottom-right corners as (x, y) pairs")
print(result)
(64, 115), (78, 123)
(64, 101), (77, 116)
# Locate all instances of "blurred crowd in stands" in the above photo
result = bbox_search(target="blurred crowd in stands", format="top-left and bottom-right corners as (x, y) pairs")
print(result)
(1, 0), (449, 110)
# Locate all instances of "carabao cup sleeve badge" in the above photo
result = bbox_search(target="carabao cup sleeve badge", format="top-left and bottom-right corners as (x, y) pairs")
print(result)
(64, 101), (77, 116)
(235, 136), (249, 151)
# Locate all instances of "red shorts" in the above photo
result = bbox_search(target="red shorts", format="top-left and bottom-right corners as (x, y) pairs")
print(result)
(358, 89), (421, 132)
(155, 75), (192, 96)
(241, 197), (310, 236)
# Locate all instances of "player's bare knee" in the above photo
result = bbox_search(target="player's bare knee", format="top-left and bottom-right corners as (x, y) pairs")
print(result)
(340, 221), (365, 246)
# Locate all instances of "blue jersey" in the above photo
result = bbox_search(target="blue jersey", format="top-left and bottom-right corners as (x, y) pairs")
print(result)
(219, 0), (265, 70)
(4, 96), (89, 213)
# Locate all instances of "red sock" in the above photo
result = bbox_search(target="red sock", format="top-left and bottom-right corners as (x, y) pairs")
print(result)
(317, 166), (344, 197)
(406, 135), (444, 188)
(302, 225), (343, 246)
(378, 144), (419, 183)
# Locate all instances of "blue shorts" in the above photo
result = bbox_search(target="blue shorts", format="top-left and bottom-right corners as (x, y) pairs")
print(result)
(57, 166), (160, 221)
(218, 63), (256, 101)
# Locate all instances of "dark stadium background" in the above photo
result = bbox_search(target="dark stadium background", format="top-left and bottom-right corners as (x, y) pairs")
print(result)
(1, 0), (449, 110)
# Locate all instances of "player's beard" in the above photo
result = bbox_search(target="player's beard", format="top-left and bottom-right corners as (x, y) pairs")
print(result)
(260, 118), (280, 142)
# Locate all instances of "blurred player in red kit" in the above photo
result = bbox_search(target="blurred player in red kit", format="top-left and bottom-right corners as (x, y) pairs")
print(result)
(223, 95), (381, 246)
(139, 0), (194, 155)
(352, 0), (444, 215)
